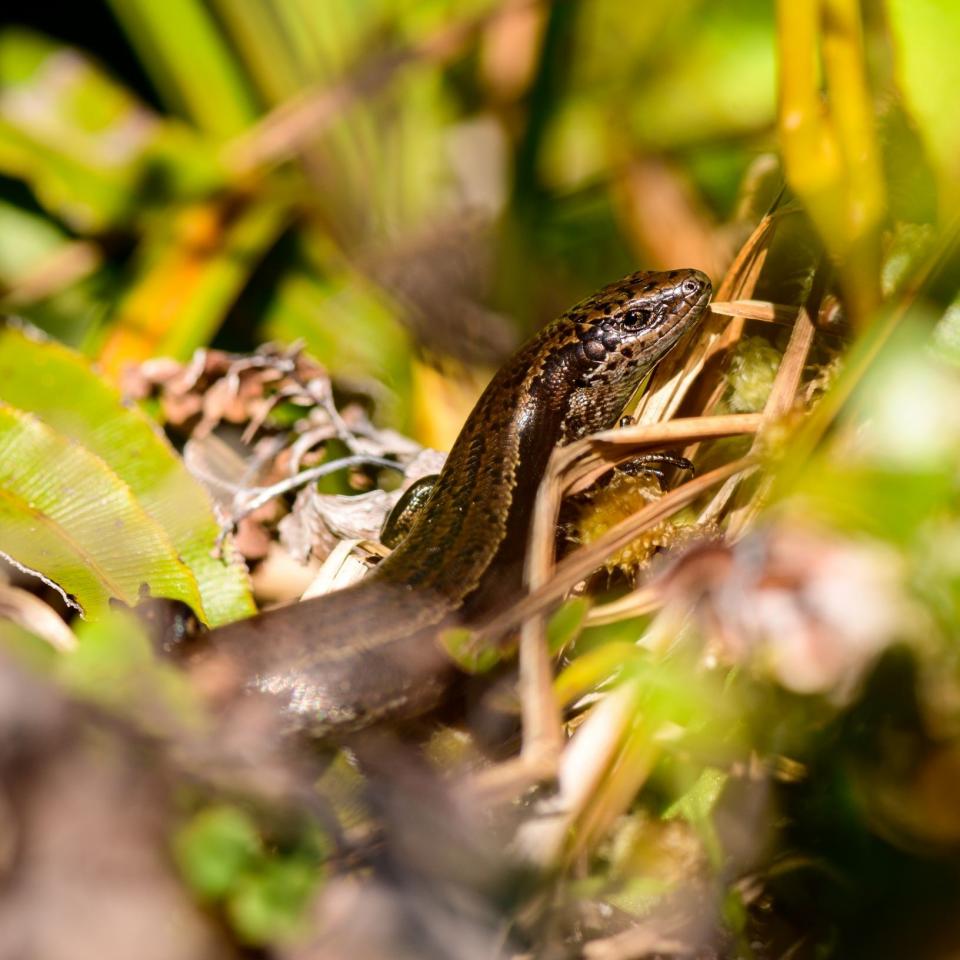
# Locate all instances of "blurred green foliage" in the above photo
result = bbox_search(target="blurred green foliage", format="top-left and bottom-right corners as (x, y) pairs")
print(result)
(0, 0), (954, 430)
(173, 803), (327, 944)
(0, 0), (785, 437)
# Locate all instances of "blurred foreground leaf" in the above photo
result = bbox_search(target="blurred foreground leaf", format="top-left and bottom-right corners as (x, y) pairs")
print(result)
(60, 607), (203, 729)
(174, 806), (261, 901)
(887, 0), (960, 209)
(174, 803), (327, 945)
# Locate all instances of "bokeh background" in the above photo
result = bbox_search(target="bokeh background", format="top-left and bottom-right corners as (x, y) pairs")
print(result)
(5, 0), (928, 443)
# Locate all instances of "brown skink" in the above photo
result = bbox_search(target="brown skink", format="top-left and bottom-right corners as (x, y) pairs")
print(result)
(184, 269), (712, 735)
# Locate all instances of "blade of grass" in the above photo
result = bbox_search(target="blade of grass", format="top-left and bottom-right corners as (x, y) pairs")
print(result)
(105, 0), (258, 137)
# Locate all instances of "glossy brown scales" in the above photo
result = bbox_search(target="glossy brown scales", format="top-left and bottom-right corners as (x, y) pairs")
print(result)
(184, 268), (712, 735)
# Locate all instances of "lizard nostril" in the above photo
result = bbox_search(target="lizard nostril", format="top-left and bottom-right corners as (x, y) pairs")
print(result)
(681, 277), (701, 297)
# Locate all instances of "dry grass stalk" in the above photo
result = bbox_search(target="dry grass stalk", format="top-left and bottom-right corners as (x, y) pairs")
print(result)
(476, 203), (837, 857)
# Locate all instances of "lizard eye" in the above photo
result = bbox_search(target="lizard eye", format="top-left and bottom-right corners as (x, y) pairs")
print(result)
(622, 308), (651, 328)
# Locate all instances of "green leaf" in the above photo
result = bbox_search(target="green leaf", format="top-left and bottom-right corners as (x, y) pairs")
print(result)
(554, 641), (641, 707)
(173, 803), (327, 945)
(0, 326), (253, 625)
(0, 199), (73, 280)
(625, 2), (776, 149)
(440, 626), (504, 674)
(227, 858), (317, 945)
(173, 806), (261, 901)
(546, 596), (591, 654)
(0, 31), (147, 229)
(0, 619), (58, 673)
(0, 30), (222, 231)
(0, 402), (204, 618)
(887, 0), (960, 208)
(790, 321), (960, 545)
(0, 200), (106, 346)
(663, 766), (728, 867)
(104, 0), (258, 138)
(664, 766), (728, 823)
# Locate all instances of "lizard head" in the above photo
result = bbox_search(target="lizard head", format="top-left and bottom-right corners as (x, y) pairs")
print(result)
(569, 268), (712, 388)
(546, 268), (712, 441)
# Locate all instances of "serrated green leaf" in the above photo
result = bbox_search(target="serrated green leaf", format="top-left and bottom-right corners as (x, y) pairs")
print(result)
(0, 402), (203, 618)
(0, 325), (254, 625)
(664, 766), (728, 868)
(664, 766), (729, 823)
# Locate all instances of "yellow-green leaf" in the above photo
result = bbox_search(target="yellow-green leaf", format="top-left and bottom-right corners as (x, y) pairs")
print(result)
(0, 402), (202, 618)
(0, 325), (254, 625)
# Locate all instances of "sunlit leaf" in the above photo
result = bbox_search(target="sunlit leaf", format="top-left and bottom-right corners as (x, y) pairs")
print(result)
(0, 325), (254, 626)
(0, 29), (219, 231)
(554, 641), (641, 707)
(887, 0), (960, 208)
(628, 2), (776, 149)
(0, 402), (205, 618)
(0, 29), (147, 229)
(664, 766), (728, 823)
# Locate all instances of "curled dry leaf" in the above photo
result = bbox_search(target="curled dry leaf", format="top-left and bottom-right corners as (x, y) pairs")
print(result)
(138, 345), (439, 573)
(127, 343), (329, 436)
(279, 448), (446, 563)
(659, 519), (915, 697)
